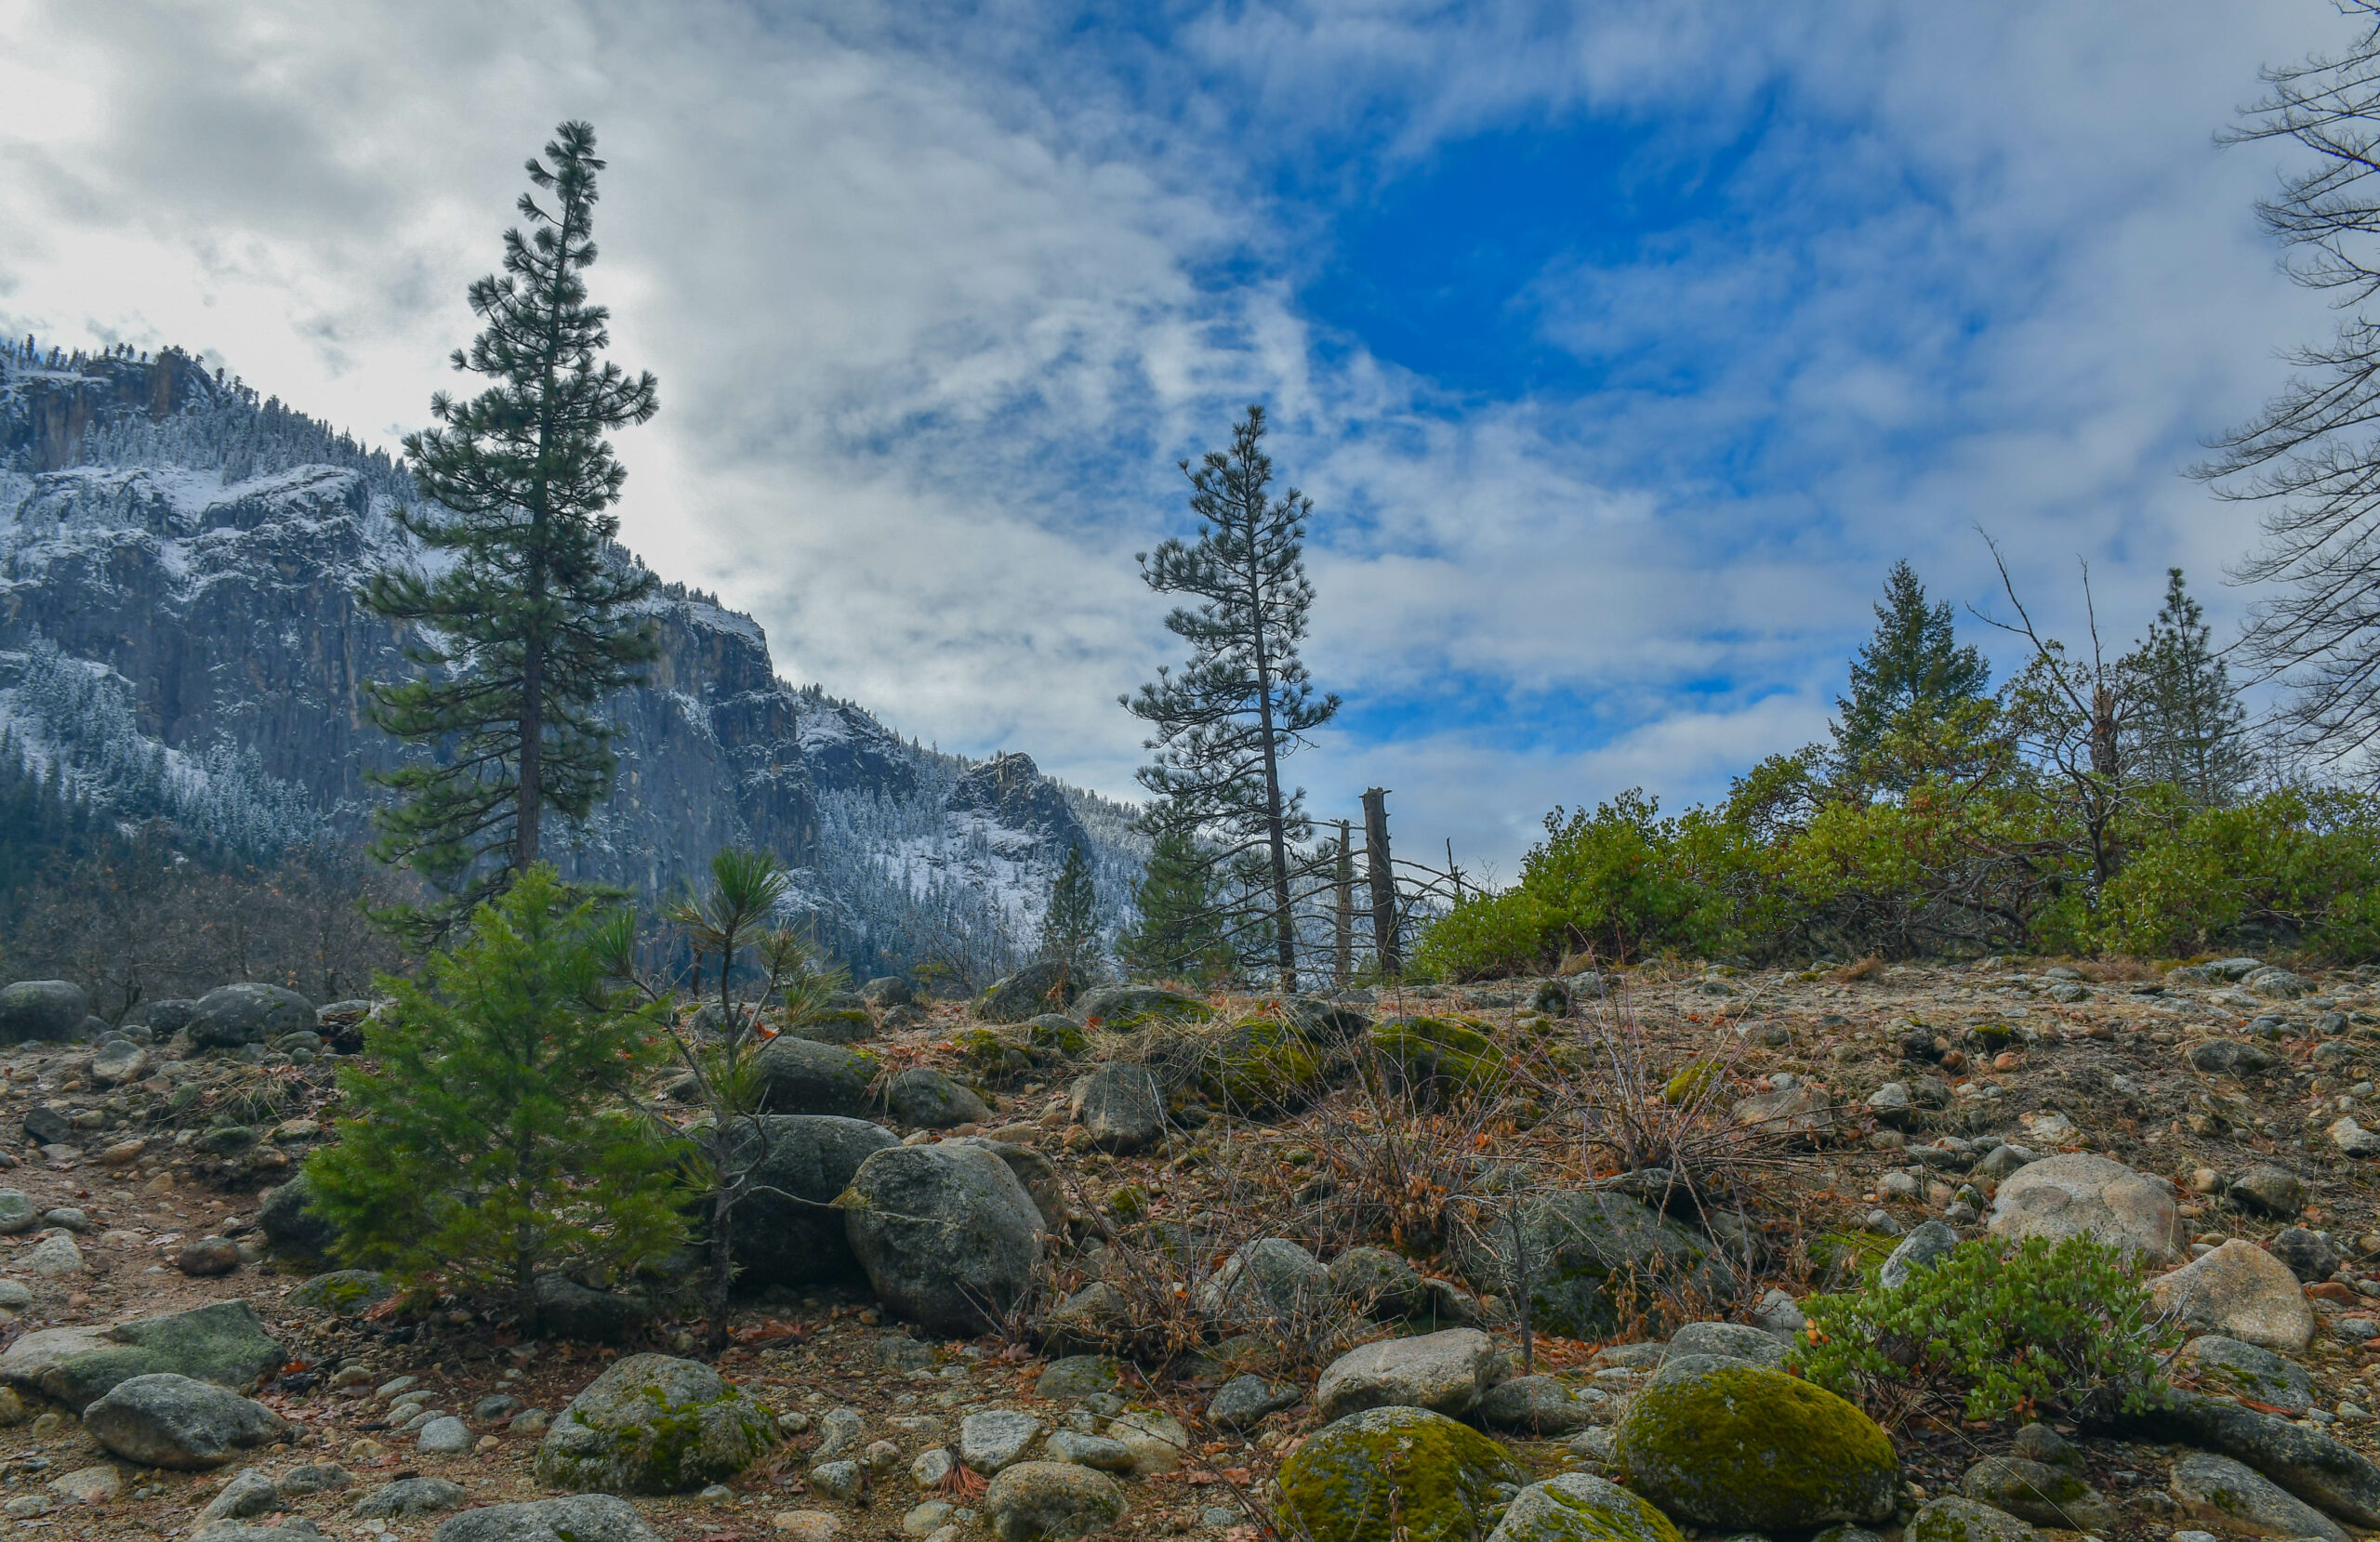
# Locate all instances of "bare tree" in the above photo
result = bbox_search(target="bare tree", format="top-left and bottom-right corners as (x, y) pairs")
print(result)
(2201, 5), (2380, 768)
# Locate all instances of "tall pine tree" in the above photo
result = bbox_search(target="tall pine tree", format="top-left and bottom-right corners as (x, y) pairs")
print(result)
(1832, 559), (1991, 776)
(1125, 405), (1338, 990)
(364, 121), (659, 935)
(1038, 843), (1100, 974)
(2124, 568), (2254, 806)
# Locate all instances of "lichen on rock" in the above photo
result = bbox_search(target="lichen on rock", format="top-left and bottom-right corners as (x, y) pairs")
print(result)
(1618, 1355), (1898, 1532)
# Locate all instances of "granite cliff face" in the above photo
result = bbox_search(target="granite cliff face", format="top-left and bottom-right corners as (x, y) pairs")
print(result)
(0, 339), (1132, 974)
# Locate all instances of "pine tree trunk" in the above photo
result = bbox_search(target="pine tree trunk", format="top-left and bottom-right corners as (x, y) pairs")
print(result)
(1333, 822), (1354, 988)
(1248, 557), (1296, 991)
(707, 1180), (734, 1355)
(1364, 788), (1399, 974)
(517, 637), (543, 872)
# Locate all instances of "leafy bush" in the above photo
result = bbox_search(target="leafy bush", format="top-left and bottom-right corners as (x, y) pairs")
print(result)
(1789, 1234), (2175, 1421)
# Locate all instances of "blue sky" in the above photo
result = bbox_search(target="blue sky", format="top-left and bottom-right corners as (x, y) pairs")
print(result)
(0, 1), (2354, 876)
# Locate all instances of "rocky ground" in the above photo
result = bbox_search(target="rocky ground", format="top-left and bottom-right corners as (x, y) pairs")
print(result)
(0, 952), (2371, 1542)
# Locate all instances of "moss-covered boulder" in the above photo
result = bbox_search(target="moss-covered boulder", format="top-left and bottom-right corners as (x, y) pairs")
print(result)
(1198, 1017), (1329, 1112)
(1027, 1015), (1089, 1056)
(287, 1271), (394, 1317)
(1450, 1190), (1734, 1338)
(1276, 1405), (1527, 1542)
(841, 1142), (1044, 1335)
(1903, 1496), (2040, 1542)
(786, 1007), (876, 1045)
(1662, 1060), (1723, 1105)
(1370, 1016), (1506, 1100)
(752, 1037), (878, 1117)
(977, 961), (1080, 1024)
(1074, 985), (1211, 1031)
(0, 1300), (284, 1412)
(1487, 1472), (1685, 1542)
(1618, 1355), (1897, 1532)
(533, 1353), (775, 1494)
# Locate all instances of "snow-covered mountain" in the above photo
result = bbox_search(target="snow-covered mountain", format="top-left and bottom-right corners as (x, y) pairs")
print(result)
(0, 337), (1141, 982)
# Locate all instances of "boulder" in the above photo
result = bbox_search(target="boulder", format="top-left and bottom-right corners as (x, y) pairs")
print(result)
(2271, 1224), (2345, 1284)
(287, 1271), (395, 1318)
(2151, 1239), (2317, 1352)
(1073, 985), (1211, 1030)
(1984, 1153), (2183, 1264)
(881, 1069), (991, 1128)
(533, 1353), (775, 1494)
(1960, 1456), (2119, 1532)
(2244, 967), (2312, 1000)
(753, 1038), (879, 1118)
(858, 976), (915, 1008)
(945, 1137), (1067, 1231)
(531, 1275), (652, 1344)
(1197, 1238), (1330, 1325)
(981, 1460), (1126, 1542)
(1045, 1430), (1134, 1472)
(2331, 1115), (2380, 1157)
(1474, 1375), (1597, 1435)
(1033, 1356), (1120, 1400)
(1878, 1219), (1963, 1291)
(960, 1408), (1043, 1473)
(1205, 1375), (1300, 1431)
(1105, 1409), (1187, 1476)
(417, 1416), (470, 1453)
(1903, 1497), (2038, 1542)
(1067, 1063), (1166, 1154)
(1368, 1016), (1507, 1100)
(976, 962), (1080, 1024)
(0, 1300), (283, 1411)
(2229, 1164), (2307, 1219)
(0, 1191), (34, 1235)
(0, 981), (86, 1044)
(81, 1373), (288, 1469)
(1451, 1190), (1734, 1338)
(1275, 1405), (1526, 1542)
(2189, 1038), (2281, 1075)
(1731, 1084), (1834, 1140)
(842, 1142), (1044, 1335)
(188, 984), (315, 1048)
(258, 1172), (341, 1259)
(1197, 1016), (1330, 1112)
(2169, 1452), (2348, 1542)
(1665, 1321), (1789, 1368)
(786, 1008), (876, 1046)
(724, 1115), (900, 1288)
(1618, 1356), (1898, 1531)
(1313, 1327), (1501, 1423)
(196, 1466), (280, 1522)
(90, 1040), (148, 1086)
(1327, 1245), (1431, 1321)
(2176, 1334), (2315, 1416)
(21, 1232), (84, 1276)
(354, 1477), (468, 1518)
(431, 1496), (662, 1542)
(1486, 1473), (1684, 1542)
(2121, 1391), (2380, 1525)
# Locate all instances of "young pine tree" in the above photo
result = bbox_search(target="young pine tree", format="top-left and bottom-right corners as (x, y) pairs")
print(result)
(305, 865), (681, 1325)
(1038, 842), (1100, 974)
(1833, 559), (1991, 780)
(364, 121), (659, 937)
(2123, 568), (2254, 807)
(1125, 405), (1339, 990)
(1117, 809), (1233, 982)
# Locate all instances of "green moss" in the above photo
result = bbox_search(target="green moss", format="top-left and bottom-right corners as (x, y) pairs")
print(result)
(1812, 1228), (1899, 1285)
(1618, 1362), (1897, 1532)
(1662, 1061), (1722, 1104)
(955, 1028), (1032, 1079)
(289, 1270), (394, 1317)
(1370, 1016), (1508, 1099)
(1106, 1184), (1147, 1221)
(1029, 1019), (1090, 1055)
(788, 1008), (874, 1044)
(1496, 1475), (1686, 1542)
(1276, 1405), (1525, 1542)
(1198, 1017), (1328, 1112)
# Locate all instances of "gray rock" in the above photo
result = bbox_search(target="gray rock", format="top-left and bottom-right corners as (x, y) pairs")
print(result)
(1197, 1237), (1329, 1325)
(2244, 967), (2313, 1001)
(258, 1172), (340, 1259)
(1204, 1375), (1299, 1431)
(961, 1409), (1043, 1473)
(474, 1393), (525, 1423)
(1752, 1288), (1806, 1341)
(530, 1274), (652, 1344)
(2230, 1164), (2307, 1219)
(1033, 1356), (1120, 1400)
(197, 1469), (282, 1523)
(860, 977), (916, 1008)
(276, 1464), (351, 1497)
(1666, 1321), (1791, 1368)
(354, 1477), (468, 1518)
(2170, 1451), (2348, 1542)
(23, 1105), (74, 1146)
(1486, 1472), (1683, 1542)
(1903, 1497), (2037, 1542)
(146, 999), (197, 1035)
(1474, 1375), (1596, 1435)
(1619, 1356), (1898, 1530)
(1960, 1456), (2118, 1532)
(0, 981), (86, 1045)
(533, 1353), (776, 1494)
(1731, 1084), (1834, 1140)
(843, 1143), (1044, 1335)
(753, 1037), (879, 1118)
(2271, 1225), (2344, 1285)
(20, 1232), (83, 1278)
(287, 1271), (395, 1317)
(189, 984), (315, 1048)
(723, 1115), (900, 1287)
(883, 1069), (992, 1129)
(418, 1416), (470, 1453)
(2331, 1115), (2380, 1157)
(90, 1041), (148, 1086)
(178, 1237), (243, 1276)
(81, 1373), (288, 1469)
(1985, 1153), (2184, 1264)
(2177, 1335), (2316, 1416)
(813, 1407), (864, 1463)
(0, 1300), (284, 1411)
(977, 961), (1082, 1025)
(1878, 1219), (1963, 1291)
(1327, 1245), (1432, 1321)
(1972, 1143), (2034, 1180)
(945, 1138), (1067, 1232)
(1066, 1064), (1165, 1154)
(2190, 1038), (2282, 1075)
(1452, 1189), (1736, 1338)
(807, 1459), (862, 1501)
(1313, 1326), (1501, 1424)
(2150, 1239), (2317, 1351)
(981, 1460), (1126, 1542)
(1044, 1430), (1134, 1473)
(431, 1496), (662, 1542)
(2122, 1392), (2380, 1525)
(0, 1190), (37, 1235)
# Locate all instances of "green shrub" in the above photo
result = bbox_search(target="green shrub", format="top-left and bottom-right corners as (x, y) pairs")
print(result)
(1789, 1234), (2174, 1421)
